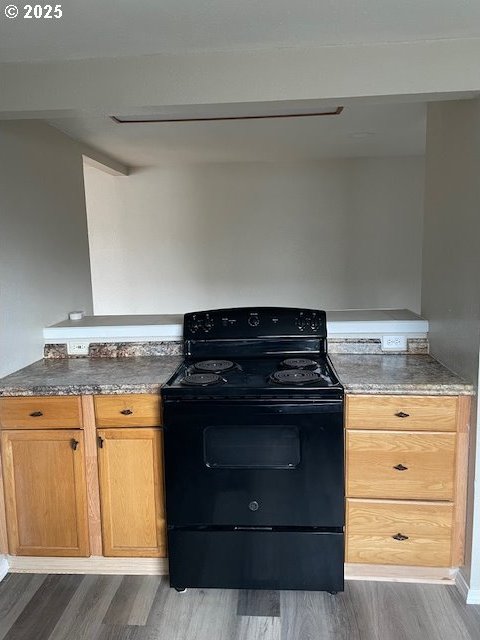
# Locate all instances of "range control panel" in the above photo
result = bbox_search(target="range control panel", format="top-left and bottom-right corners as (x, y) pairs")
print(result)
(184, 307), (327, 340)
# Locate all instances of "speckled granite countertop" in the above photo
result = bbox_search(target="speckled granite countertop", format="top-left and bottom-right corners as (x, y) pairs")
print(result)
(330, 354), (474, 395)
(0, 354), (473, 397)
(0, 357), (182, 396)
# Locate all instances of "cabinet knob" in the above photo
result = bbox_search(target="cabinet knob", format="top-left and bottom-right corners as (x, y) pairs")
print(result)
(120, 409), (133, 415)
(71, 439), (79, 451)
(29, 411), (43, 417)
(393, 463), (408, 471)
(392, 533), (409, 541)
(394, 411), (410, 418)
(97, 436), (104, 449)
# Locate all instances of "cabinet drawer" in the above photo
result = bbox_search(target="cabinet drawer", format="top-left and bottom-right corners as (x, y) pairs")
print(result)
(346, 395), (457, 431)
(0, 396), (82, 429)
(346, 499), (453, 566)
(346, 431), (455, 500)
(94, 394), (162, 427)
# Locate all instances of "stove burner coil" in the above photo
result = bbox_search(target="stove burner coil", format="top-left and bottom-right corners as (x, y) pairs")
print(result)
(194, 360), (236, 373)
(182, 373), (224, 386)
(281, 358), (318, 370)
(271, 369), (321, 385)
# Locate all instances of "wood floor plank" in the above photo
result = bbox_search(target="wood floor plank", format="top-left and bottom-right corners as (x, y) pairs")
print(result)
(280, 588), (361, 640)
(237, 590), (280, 617)
(95, 624), (143, 640)
(344, 581), (473, 640)
(0, 573), (47, 640)
(410, 583), (476, 640)
(48, 575), (123, 640)
(236, 616), (281, 640)
(144, 585), (239, 640)
(102, 575), (161, 627)
(349, 581), (435, 640)
(126, 576), (163, 626)
(445, 585), (480, 640)
(2, 574), (82, 640)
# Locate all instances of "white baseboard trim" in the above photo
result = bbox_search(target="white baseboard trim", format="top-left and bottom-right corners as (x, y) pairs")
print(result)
(7, 555), (169, 575)
(466, 590), (480, 604)
(0, 556), (8, 582)
(454, 570), (480, 604)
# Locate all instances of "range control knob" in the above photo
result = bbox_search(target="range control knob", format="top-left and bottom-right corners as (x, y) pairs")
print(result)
(248, 314), (260, 327)
(296, 316), (306, 330)
(204, 315), (213, 331)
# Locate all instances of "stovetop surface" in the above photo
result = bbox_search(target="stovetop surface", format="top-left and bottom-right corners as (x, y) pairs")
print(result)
(162, 355), (343, 399)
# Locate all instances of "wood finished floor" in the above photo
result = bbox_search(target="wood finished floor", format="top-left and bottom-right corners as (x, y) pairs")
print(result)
(0, 574), (479, 640)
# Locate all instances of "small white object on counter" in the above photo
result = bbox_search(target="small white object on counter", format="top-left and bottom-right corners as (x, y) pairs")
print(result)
(68, 310), (85, 321)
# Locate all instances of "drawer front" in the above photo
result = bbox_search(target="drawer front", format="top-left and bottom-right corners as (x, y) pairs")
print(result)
(346, 431), (455, 500)
(94, 394), (162, 427)
(0, 397), (82, 429)
(346, 499), (453, 566)
(346, 395), (457, 431)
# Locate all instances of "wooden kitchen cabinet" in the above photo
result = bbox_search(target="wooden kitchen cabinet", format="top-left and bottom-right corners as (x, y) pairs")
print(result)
(0, 394), (166, 562)
(345, 394), (470, 570)
(97, 427), (166, 557)
(1, 429), (89, 556)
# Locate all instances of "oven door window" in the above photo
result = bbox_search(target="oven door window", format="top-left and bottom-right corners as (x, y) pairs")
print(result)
(204, 426), (300, 469)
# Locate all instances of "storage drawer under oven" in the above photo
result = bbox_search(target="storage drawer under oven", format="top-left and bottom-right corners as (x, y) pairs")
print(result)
(168, 528), (344, 591)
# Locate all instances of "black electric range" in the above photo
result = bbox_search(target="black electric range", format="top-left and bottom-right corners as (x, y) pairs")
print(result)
(161, 307), (345, 593)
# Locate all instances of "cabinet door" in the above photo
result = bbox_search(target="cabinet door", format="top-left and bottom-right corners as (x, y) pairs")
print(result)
(1, 430), (89, 556)
(97, 428), (166, 557)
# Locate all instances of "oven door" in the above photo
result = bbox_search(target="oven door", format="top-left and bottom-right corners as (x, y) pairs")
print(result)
(163, 399), (344, 528)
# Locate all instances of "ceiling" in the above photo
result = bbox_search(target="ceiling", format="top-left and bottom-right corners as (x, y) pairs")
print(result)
(48, 102), (426, 166)
(1, 0), (480, 63)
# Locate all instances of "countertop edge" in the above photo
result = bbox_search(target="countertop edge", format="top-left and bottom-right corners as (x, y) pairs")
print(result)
(0, 382), (474, 398)
(0, 384), (165, 397)
(343, 384), (475, 396)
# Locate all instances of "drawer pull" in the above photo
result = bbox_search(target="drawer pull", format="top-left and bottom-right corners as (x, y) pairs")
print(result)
(392, 533), (409, 541)
(71, 439), (79, 451)
(120, 409), (133, 415)
(393, 463), (408, 471)
(395, 411), (410, 418)
(29, 411), (43, 417)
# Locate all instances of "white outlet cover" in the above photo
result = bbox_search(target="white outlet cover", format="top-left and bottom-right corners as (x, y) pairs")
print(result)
(67, 340), (90, 355)
(381, 335), (408, 351)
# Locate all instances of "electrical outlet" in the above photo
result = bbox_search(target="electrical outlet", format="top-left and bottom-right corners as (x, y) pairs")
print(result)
(67, 340), (90, 355)
(381, 335), (407, 351)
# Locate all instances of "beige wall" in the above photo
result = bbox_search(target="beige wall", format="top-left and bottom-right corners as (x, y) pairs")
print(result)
(0, 121), (93, 377)
(422, 99), (480, 589)
(84, 157), (424, 315)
